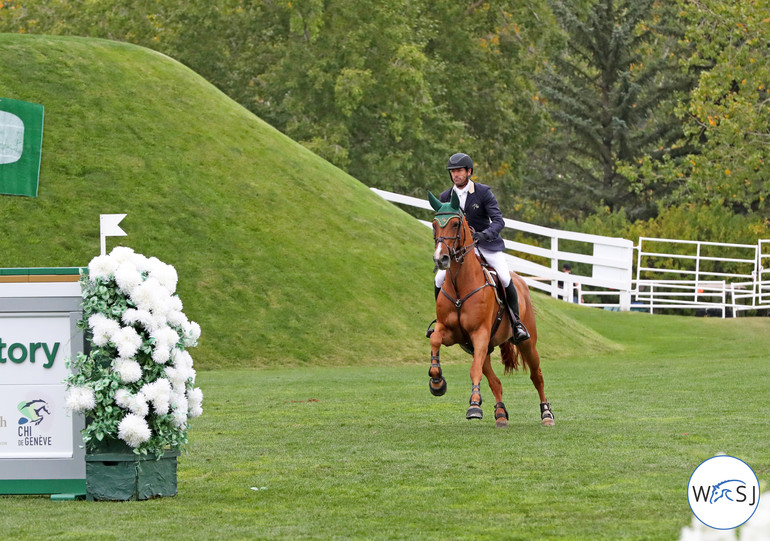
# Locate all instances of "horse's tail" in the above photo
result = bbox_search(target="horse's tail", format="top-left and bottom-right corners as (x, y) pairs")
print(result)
(500, 342), (525, 374)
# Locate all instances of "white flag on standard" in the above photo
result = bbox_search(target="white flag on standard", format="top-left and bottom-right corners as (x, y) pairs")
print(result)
(100, 213), (127, 255)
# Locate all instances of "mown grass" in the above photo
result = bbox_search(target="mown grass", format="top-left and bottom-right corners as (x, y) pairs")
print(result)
(2, 310), (768, 540)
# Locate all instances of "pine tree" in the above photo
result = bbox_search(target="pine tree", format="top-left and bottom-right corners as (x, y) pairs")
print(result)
(527, 0), (695, 220)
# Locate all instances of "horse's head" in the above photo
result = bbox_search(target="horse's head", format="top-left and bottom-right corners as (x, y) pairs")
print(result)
(428, 190), (470, 270)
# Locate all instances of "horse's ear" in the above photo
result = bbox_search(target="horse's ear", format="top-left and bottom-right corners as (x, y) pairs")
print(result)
(450, 189), (460, 211)
(428, 191), (442, 211)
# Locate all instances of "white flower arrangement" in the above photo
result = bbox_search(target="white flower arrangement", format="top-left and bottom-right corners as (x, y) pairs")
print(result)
(64, 247), (202, 456)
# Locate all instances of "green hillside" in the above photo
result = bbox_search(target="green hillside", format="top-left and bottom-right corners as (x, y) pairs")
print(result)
(0, 34), (618, 368)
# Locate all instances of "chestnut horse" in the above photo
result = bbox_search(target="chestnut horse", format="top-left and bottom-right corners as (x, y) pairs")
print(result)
(427, 191), (554, 427)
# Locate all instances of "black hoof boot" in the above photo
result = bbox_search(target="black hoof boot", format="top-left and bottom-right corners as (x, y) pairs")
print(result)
(466, 385), (483, 420)
(429, 377), (447, 396)
(540, 401), (555, 426)
(429, 358), (446, 396)
(494, 402), (509, 428)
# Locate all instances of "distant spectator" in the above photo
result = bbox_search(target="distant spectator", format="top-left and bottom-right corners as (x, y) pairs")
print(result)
(558, 263), (579, 303)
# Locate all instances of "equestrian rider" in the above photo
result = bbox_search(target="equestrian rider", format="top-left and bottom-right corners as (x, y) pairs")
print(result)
(433, 152), (530, 343)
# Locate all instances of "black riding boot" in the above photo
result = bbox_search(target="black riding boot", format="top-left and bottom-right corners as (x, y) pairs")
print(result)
(504, 281), (530, 343)
(426, 286), (441, 338)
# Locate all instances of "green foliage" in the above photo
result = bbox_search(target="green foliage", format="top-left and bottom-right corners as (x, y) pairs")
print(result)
(527, 0), (695, 220)
(654, 0), (770, 217)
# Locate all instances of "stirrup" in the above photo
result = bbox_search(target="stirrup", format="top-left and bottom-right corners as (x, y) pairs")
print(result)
(425, 319), (437, 339)
(512, 321), (530, 343)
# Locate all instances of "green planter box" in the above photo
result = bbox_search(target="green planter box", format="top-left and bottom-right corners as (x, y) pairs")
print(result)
(85, 440), (179, 501)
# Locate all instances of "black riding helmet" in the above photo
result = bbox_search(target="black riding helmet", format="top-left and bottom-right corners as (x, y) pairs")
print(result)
(447, 153), (473, 175)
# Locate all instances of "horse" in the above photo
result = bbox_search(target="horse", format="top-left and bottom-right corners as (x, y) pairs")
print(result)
(426, 190), (554, 427)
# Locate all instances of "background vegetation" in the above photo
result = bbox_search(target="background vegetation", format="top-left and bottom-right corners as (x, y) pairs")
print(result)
(2, 0), (767, 242)
(0, 33), (618, 368)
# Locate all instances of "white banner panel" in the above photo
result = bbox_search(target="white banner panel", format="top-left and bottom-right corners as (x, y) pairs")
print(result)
(0, 312), (75, 459)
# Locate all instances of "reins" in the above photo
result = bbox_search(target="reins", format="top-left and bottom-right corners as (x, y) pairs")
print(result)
(433, 213), (494, 315)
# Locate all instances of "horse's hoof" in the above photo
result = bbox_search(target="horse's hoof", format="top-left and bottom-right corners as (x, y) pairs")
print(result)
(540, 402), (554, 426)
(494, 402), (509, 428)
(466, 407), (483, 420)
(429, 377), (447, 396)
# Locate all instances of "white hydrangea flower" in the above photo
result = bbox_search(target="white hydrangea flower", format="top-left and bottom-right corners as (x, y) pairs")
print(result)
(182, 320), (201, 347)
(152, 345), (171, 364)
(114, 389), (150, 417)
(164, 366), (187, 390)
(65, 386), (96, 412)
(150, 260), (178, 294)
(166, 310), (187, 328)
(109, 246), (136, 265)
(128, 393), (150, 417)
(141, 378), (172, 415)
(114, 262), (142, 295)
(188, 387), (203, 417)
(89, 313), (121, 347)
(131, 277), (169, 313)
(114, 388), (132, 408)
(113, 357), (143, 383)
(88, 254), (118, 281)
(117, 414), (152, 448)
(171, 393), (189, 425)
(113, 326), (143, 358)
(121, 308), (154, 330)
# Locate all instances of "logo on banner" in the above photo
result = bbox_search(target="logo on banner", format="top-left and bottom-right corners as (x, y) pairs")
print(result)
(688, 455), (760, 530)
(16, 397), (54, 449)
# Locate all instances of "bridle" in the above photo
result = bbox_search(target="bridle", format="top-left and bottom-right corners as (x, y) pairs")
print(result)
(433, 211), (476, 266)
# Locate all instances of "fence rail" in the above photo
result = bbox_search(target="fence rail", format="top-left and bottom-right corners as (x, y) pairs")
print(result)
(373, 188), (770, 317)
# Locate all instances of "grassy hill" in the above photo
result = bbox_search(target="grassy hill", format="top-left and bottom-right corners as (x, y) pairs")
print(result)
(0, 33), (622, 368)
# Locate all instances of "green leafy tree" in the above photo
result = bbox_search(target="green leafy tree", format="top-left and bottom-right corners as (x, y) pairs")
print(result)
(657, 0), (770, 218)
(526, 0), (695, 221)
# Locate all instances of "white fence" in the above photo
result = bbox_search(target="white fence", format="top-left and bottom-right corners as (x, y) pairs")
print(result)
(372, 188), (770, 317)
(371, 188), (634, 310)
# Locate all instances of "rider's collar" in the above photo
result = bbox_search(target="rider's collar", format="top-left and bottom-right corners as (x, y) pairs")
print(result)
(453, 181), (475, 196)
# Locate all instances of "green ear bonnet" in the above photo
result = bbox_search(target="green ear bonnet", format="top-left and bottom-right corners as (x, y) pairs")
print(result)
(427, 191), (463, 227)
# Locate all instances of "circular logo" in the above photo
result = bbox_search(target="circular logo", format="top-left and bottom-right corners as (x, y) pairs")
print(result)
(688, 455), (760, 530)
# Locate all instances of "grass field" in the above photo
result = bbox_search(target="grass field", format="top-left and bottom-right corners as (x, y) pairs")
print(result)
(2, 309), (768, 540)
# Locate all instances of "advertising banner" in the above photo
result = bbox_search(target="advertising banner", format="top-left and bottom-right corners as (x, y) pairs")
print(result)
(0, 97), (44, 197)
(0, 313), (74, 459)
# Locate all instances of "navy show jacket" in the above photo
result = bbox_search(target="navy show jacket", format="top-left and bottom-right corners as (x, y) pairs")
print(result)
(439, 181), (506, 252)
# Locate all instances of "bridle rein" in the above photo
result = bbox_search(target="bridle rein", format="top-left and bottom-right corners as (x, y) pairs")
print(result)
(433, 211), (495, 311)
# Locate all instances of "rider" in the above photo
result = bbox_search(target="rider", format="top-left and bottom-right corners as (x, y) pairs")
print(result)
(432, 152), (530, 343)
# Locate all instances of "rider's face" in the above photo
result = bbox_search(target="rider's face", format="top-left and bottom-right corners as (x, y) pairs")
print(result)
(450, 167), (470, 188)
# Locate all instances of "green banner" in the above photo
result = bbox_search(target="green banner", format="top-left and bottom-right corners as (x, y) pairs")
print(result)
(0, 98), (44, 198)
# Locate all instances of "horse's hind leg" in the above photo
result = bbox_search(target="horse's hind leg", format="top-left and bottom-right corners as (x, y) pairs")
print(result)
(519, 341), (554, 426)
(428, 330), (447, 396)
(482, 354), (508, 428)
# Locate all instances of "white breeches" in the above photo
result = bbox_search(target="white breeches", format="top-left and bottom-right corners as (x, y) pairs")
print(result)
(435, 248), (512, 288)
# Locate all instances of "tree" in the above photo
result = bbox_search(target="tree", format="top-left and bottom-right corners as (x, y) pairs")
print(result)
(659, 0), (770, 218)
(525, 0), (695, 221)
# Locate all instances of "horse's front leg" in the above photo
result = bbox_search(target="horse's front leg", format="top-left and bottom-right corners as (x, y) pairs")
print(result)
(466, 332), (490, 420)
(428, 327), (447, 396)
